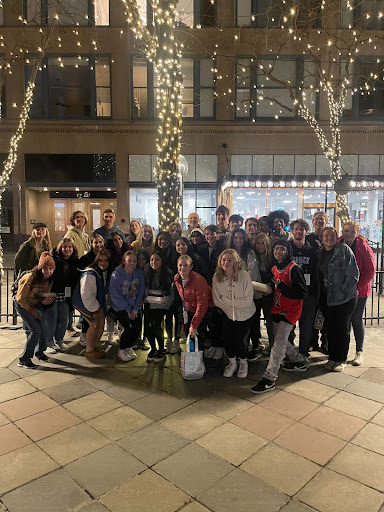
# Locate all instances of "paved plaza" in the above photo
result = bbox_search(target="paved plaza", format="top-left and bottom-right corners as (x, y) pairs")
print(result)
(0, 325), (383, 512)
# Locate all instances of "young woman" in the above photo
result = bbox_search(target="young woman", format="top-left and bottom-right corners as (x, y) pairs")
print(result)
(318, 227), (359, 372)
(168, 222), (182, 245)
(64, 210), (91, 257)
(253, 233), (274, 352)
(173, 237), (208, 281)
(251, 240), (308, 393)
(109, 251), (145, 362)
(339, 222), (375, 366)
(107, 232), (129, 271)
(125, 220), (142, 248)
(155, 231), (176, 270)
(190, 228), (208, 257)
(131, 224), (156, 257)
(132, 249), (151, 350)
(212, 249), (256, 379)
(14, 252), (56, 369)
(72, 249), (111, 359)
(174, 255), (214, 343)
(15, 223), (52, 275)
(144, 253), (174, 363)
(79, 234), (104, 270)
(45, 238), (79, 354)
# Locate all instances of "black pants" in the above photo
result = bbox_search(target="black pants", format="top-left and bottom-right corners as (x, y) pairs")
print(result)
(323, 297), (358, 363)
(209, 307), (225, 348)
(254, 294), (274, 346)
(165, 295), (181, 340)
(144, 305), (167, 351)
(116, 310), (142, 349)
(222, 315), (252, 359)
(298, 294), (318, 357)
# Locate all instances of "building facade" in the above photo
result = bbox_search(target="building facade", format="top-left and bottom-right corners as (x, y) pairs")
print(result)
(0, 0), (383, 246)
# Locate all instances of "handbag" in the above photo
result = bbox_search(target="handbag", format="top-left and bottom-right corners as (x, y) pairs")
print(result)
(181, 334), (205, 380)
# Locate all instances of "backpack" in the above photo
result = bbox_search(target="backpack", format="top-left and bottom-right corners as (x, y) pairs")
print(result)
(11, 270), (31, 298)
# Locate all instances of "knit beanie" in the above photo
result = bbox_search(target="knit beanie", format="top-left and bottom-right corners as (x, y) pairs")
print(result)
(191, 227), (204, 236)
(38, 251), (56, 270)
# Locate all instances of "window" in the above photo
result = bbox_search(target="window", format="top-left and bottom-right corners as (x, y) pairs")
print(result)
(131, 57), (215, 120)
(138, 0), (214, 27)
(341, 0), (384, 29)
(24, 0), (109, 26)
(25, 55), (111, 119)
(235, 57), (318, 120)
(0, 6), (3, 26)
(355, 58), (384, 119)
(236, 0), (321, 28)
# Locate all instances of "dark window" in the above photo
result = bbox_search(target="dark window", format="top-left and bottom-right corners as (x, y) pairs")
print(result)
(355, 58), (384, 118)
(25, 154), (116, 183)
(24, 0), (109, 26)
(237, 0), (321, 28)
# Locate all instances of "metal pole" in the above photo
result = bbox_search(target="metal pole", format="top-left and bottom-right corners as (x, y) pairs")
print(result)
(325, 183), (328, 213)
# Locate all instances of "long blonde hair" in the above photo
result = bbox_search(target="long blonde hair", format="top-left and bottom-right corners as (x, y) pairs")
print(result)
(31, 227), (52, 252)
(137, 224), (155, 249)
(214, 249), (245, 282)
(254, 232), (272, 271)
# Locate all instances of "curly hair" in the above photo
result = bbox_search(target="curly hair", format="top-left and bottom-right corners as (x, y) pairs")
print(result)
(267, 210), (290, 229)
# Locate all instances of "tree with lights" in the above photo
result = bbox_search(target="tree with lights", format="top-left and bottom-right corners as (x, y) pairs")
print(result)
(217, 0), (384, 224)
(121, 0), (184, 230)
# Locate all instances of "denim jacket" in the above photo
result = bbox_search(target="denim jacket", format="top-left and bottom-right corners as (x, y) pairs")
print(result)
(317, 242), (359, 307)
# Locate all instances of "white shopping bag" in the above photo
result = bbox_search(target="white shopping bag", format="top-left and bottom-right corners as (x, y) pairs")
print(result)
(181, 334), (205, 380)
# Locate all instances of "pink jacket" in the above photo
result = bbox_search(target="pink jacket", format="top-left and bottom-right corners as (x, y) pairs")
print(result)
(339, 236), (376, 298)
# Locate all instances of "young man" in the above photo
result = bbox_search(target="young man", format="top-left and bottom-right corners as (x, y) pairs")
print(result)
(286, 219), (318, 363)
(229, 214), (244, 231)
(268, 210), (293, 242)
(251, 240), (308, 394)
(306, 211), (328, 250)
(181, 212), (201, 239)
(93, 208), (125, 244)
(245, 217), (259, 249)
(200, 225), (225, 285)
(216, 205), (230, 241)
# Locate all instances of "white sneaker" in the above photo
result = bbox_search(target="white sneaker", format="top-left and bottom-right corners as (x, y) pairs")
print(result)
(237, 358), (248, 378)
(205, 346), (216, 358)
(170, 340), (180, 354)
(118, 348), (132, 362)
(332, 362), (346, 372)
(223, 358), (238, 378)
(56, 342), (69, 351)
(107, 334), (118, 346)
(127, 347), (137, 360)
(213, 347), (224, 360)
(324, 360), (335, 371)
(351, 351), (364, 366)
(45, 346), (56, 355)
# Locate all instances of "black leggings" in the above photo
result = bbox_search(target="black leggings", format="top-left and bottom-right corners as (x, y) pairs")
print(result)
(144, 305), (167, 351)
(222, 315), (252, 359)
(323, 297), (358, 362)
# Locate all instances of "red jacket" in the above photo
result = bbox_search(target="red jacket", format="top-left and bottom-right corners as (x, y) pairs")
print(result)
(174, 271), (214, 330)
(339, 236), (376, 298)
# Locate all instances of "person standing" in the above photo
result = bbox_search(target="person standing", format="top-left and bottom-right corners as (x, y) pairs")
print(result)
(245, 217), (259, 250)
(318, 227), (359, 372)
(168, 222), (183, 245)
(64, 210), (90, 257)
(306, 211), (328, 250)
(14, 252), (56, 369)
(200, 225), (226, 285)
(268, 210), (293, 242)
(181, 213), (201, 239)
(131, 224), (156, 257)
(94, 208), (124, 244)
(339, 222), (375, 366)
(216, 205), (230, 241)
(125, 220), (141, 248)
(212, 249), (256, 379)
(15, 223), (52, 276)
(251, 240), (308, 393)
(285, 219), (318, 365)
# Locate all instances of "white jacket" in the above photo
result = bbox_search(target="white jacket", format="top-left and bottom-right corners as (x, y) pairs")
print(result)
(212, 269), (256, 321)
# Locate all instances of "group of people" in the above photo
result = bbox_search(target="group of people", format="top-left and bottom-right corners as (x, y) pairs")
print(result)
(13, 205), (375, 394)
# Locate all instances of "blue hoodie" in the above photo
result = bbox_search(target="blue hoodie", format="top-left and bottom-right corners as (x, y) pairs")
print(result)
(109, 265), (145, 314)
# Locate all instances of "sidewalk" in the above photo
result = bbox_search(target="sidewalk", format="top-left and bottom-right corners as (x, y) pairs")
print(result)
(0, 327), (383, 512)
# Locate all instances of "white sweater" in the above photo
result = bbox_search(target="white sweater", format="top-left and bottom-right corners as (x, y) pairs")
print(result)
(212, 269), (256, 321)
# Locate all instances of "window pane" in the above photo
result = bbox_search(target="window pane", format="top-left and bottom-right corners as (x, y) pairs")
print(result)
(48, 57), (90, 118)
(196, 190), (217, 227)
(133, 59), (147, 87)
(340, 0), (353, 27)
(199, 88), (214, 117)
(358, 155), (380, 175)
(54, 203), (66, 232)
(181, 59), (194, 87)
(259, 59), (296, 86)
(267, 188), (299, 220)
(26, 61), (44, 118)
(340, 155), (358, 174)
(26, 0), (42, 24)
(137, 0), (148, 25)
(129, 155), (152, 181)
(133, 58), (148, 118)
(237, 0), (252, 26)
(237, 58), (251, 87)
(182, 88), (194, 117)
(200, 0), (215, 26)
(257, 89), (295, 117)
(200, 58), (214, 87)
(177, 0), (194, 26)
(231, 155), (252, 175)
(316, 155), (330, 175)
(358, 59), (384, 117)
(48, 0), (89, 26)
(302, 89), (317, 115)
(236, 90), (251, 117)
(295, 155), (316, 175)
(129, 188), (158, 226)
(133, 89), (147, 118)
(274, 155), (294, 174)
(183, 155), (196, 182)
(253, 155), (273, 175)
(95, 0), (109, 25)
(96, 88), (111, 117)
(233, 188), (266, 219)
(95, 58), (110, 87)
(196, 155), (217, 182)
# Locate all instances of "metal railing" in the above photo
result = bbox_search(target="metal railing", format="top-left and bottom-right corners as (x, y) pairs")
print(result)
(1, 265), (383, 327)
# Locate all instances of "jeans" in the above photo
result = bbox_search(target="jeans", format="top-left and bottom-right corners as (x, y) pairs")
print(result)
(298, 294), (318, 357)
(222, 315), (252, 359)
(45, 301), (69, 344)
(350, 297), (367, 352)
(115, 310), (142, 349)
(263, 320), (306, 382)
(15, 302), (47, 362)
(323, 296), (358, 363)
